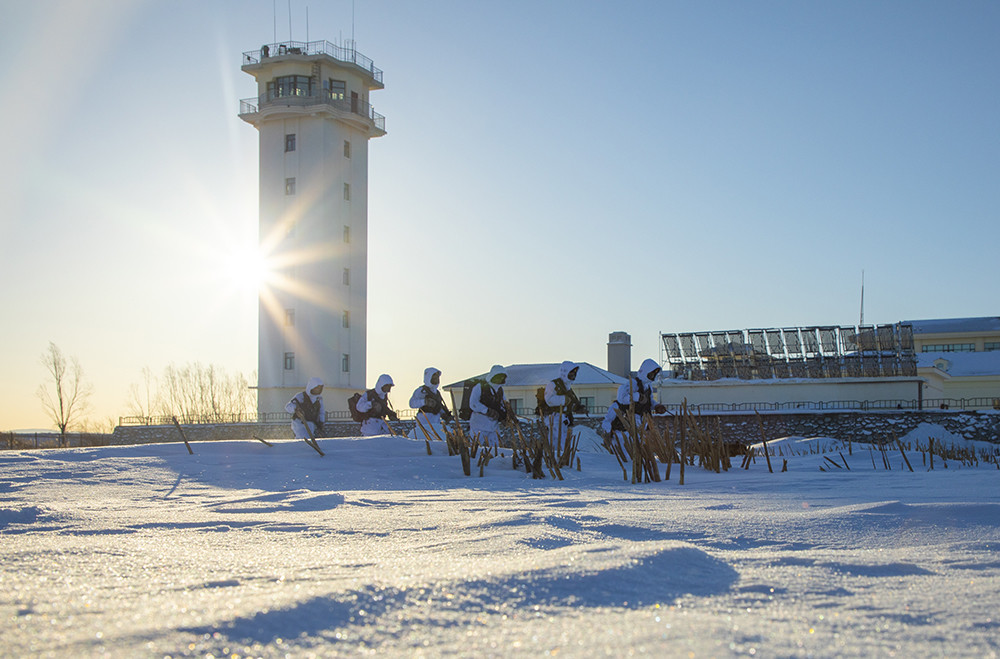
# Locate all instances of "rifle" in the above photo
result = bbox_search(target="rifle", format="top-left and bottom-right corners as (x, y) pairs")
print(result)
(293, 403), (325, 456)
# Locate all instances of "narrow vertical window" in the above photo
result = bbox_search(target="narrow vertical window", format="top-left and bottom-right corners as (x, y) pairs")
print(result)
(285, 134), (296, 152)
(344, 140), (351, 158)
(343, 183), (350, 201)
(285, 177), (296, 195)
(342, 353), (350, 372)
(283, 352), (295, 370)
(284, 309), (295, 326)
(343, 225), (350, 243)
(342, 268), (350, 285)
(342, 310), (350, 328)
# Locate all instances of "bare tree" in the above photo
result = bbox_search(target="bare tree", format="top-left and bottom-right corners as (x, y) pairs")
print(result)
(127, 362), (256, 424)
(37, 342), (93, 446)
(126, 366), (157, 422)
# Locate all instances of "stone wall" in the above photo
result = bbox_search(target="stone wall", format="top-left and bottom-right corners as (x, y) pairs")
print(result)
(110, 410), (1000, 447)
(644, 410), (1000, 446)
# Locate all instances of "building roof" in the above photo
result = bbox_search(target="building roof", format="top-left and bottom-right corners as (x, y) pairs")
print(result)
(903, 317), (1000, 335)
(445, 362), (628, 389)
(916, 351), (1000, 377)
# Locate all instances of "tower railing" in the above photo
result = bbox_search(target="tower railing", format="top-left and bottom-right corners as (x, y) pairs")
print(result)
(239, 93), (385, 133)
(242, 40), (383, 85)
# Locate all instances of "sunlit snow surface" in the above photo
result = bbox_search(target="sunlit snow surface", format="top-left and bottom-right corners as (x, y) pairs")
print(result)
(2, 426), (999, 658)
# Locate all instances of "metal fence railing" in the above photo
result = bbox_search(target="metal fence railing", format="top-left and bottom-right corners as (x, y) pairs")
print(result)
(117, 408), (421, 427)
(653, 398), (1000, 415)
(113, 397), (999, 429)
(242, 40), (383, 83)
(1, 432), (113, 450)
(239, 93), (385, 132)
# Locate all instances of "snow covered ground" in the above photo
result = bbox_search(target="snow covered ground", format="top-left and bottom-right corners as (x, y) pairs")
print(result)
(2, 424), (999, 658)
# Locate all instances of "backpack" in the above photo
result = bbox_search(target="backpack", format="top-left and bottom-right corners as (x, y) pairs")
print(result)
(458, 379), (480, 421)
(347, 392), (366, 422)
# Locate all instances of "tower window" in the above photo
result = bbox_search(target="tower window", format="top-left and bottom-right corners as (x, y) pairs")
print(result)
(343, 183), (351, 201)
(283, 352), (295, 371)
(342, 353), (350, 372)
(284, 309), (295, 326)
(285, 134), (296, 152)
(285, 177), (296, 195)
(343, 225), (350, 243)
(921, 343), (975, 353)
(325, 78), (346, 100)
(344, 140), (351, 158)
(343, 268), (350, 285)
(267, 75), (312, 100)
(342, 310), (350, 328)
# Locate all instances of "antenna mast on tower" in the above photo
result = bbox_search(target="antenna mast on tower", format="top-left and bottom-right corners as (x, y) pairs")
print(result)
(859, 270), (865, 326)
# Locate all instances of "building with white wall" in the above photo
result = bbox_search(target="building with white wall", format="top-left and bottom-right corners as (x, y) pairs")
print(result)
(239, 41), (385, 416)
(905, 317), (1000, 354)
(907, 317), (1000, 407)
(658, 317), (1000, 411)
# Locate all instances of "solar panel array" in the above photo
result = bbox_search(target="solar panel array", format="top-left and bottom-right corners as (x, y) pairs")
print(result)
(661, 324), (917, 381)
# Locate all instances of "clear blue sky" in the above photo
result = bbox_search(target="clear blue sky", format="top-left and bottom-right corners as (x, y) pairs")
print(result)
(2, 0), (997, 430)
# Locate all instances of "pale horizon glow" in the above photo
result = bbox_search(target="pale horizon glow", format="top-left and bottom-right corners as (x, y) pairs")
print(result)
(2, 1), (998, 430)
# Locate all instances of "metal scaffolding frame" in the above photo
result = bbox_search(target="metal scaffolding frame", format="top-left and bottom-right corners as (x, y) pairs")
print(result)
(660, 323), (917, 381)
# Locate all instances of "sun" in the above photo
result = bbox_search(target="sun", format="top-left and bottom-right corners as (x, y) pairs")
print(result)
(218, 243), (272, 298)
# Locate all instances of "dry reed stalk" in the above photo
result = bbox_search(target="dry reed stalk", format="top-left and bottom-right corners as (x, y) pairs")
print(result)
(612, 405), (641, 484)
(171, 416), (195, 455)
(679, 400), (687, 485)
(663, 415), (675, 480)
(415, 417), (433, 455)
(558, 429), (579, 469)
(755, 412), (773, 473)
(605, 432), (629, 481)
(641, 414), (673, 465)
(459, 439), (471, 476)
(477, 446), (493, 475)
(894, 434), (914, 472)
(510, 427), (535, 476)
(504, 404), (546, 479)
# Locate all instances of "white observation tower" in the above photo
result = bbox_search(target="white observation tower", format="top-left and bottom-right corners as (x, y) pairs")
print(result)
(239, 40), (385, 416)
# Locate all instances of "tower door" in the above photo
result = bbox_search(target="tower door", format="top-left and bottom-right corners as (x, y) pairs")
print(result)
(351, 91), (359, 114)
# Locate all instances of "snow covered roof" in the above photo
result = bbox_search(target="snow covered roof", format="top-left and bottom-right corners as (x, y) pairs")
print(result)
(917, 351), (1000, 377)
(445, 362), (628, 388)
(903, 317), (1000, 335)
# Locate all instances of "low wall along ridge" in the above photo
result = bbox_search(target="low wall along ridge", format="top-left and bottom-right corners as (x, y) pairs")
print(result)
(108, 410), (1000, 447)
